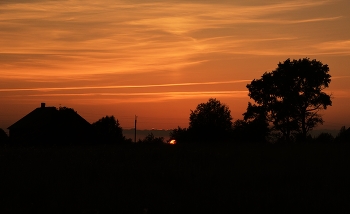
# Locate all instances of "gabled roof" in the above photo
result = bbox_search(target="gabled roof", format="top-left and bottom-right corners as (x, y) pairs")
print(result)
(8, 106), (58, 130)
(7, 104), (91, 130)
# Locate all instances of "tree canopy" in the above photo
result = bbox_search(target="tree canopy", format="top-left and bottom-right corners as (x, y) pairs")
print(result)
(244, 58), (332, 142)
(232, 118), (269, 143)
(92, 115), (124, 144)
(189, 98), (233, 142)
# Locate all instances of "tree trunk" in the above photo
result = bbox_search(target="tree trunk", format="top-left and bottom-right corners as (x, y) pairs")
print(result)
(301, 110), (307, 142)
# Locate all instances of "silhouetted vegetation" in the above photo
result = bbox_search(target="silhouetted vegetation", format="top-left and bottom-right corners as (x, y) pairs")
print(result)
(169, 126), (191, 144)
(138, 132), (165, 145)
(188, 98), (233, 143)
(169, 98), (234, 144)
(56, 106), (94, 144)
(2, 57), (350, 213)
(245, 58), (332, 142)
(334, 126), (350, 143)
(4, 58), (339, 145)
(169, 59), (334, 144)
(0, 128), (8, 144)
(232, 119), (269, 143)
(92, 115), (125, 144)
(314, 132), (334, 143)
(2, 143), (350, 213)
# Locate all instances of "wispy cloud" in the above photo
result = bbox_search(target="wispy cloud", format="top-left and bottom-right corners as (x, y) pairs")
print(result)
(22, 90), (248, 103)
(0, 0), (342, 80)
(315, 40), (350, 55)
(332, 75), (350, 79)
(1, 0), (349, 130)
(1, 0), (349, 106)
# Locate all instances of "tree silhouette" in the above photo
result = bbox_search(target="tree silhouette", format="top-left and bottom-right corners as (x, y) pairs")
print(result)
(138, 132), (165, 144)
(314, 132), (334, 143)
(189, 98), (233, 143)
(92, 115), (124, 144)
(232, 119), (269, 143)
(169, 126), (190, 144)
(56, 106), (93, 144)
(245, 58), (332, 142)
(0, 128), (8, 144)
(334, 126), (350, 143)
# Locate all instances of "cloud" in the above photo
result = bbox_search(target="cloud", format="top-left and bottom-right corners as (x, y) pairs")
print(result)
(315, 40), (350, 55)
(0, 78), (250, 103)
(1, 0), (349, 130)
(21, 90), (248, 103)
(332, 75), (350, 79)
(0, 0), (343, 81)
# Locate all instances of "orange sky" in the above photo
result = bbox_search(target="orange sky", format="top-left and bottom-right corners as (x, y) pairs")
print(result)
(1, 0), (350, 131)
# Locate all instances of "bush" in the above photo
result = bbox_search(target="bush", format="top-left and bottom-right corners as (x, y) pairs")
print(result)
(138, 133), (165, 145)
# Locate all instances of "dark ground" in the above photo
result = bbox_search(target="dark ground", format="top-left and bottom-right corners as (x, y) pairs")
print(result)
(1, 143), (350, 213)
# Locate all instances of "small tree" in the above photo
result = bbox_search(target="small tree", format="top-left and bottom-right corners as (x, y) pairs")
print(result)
(189, 98), (233, 143)
(245, 58), (332, 142)
(92, 115), (124, 144)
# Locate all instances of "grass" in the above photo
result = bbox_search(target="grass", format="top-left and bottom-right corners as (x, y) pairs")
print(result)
(1, 143), (350, 213)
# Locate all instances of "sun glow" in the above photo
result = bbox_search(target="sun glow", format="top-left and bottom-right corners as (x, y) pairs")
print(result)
(169, 140), (176, 145)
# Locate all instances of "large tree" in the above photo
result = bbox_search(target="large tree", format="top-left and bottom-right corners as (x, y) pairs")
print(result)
(189, 98), (233, 142)
(245, 58), (332, 142)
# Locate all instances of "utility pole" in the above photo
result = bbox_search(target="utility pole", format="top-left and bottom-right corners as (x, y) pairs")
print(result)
(134, 115), (137, 143)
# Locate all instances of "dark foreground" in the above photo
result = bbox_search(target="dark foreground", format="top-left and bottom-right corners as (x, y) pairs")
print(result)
(1, 143), (350, 213)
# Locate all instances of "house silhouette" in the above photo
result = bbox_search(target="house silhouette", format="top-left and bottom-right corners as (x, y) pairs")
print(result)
(7, 103), (93, 145)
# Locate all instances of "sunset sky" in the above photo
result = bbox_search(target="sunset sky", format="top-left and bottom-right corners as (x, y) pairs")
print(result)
(1, 0), (350, 132)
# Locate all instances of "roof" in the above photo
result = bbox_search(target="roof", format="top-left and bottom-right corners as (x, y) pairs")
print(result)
(7, 105), (91, 130)
(8, 107), (58, 130)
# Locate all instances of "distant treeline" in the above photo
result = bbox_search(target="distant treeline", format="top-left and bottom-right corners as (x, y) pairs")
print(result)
(0, 101), (349, 145)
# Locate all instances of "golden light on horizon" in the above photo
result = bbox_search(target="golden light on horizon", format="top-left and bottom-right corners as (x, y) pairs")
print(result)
(169, 140), (176, 145)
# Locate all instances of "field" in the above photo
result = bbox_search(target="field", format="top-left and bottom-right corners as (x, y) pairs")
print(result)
(1, 143), (350, 213)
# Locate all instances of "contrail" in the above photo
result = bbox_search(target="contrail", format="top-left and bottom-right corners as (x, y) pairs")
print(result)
(331, 75), (350, 79)
(0, 80), (251, 92)
(26, 90), (248, 97)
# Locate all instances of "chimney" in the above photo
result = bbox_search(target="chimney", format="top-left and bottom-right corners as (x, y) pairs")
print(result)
(41, 103), (46, 108)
